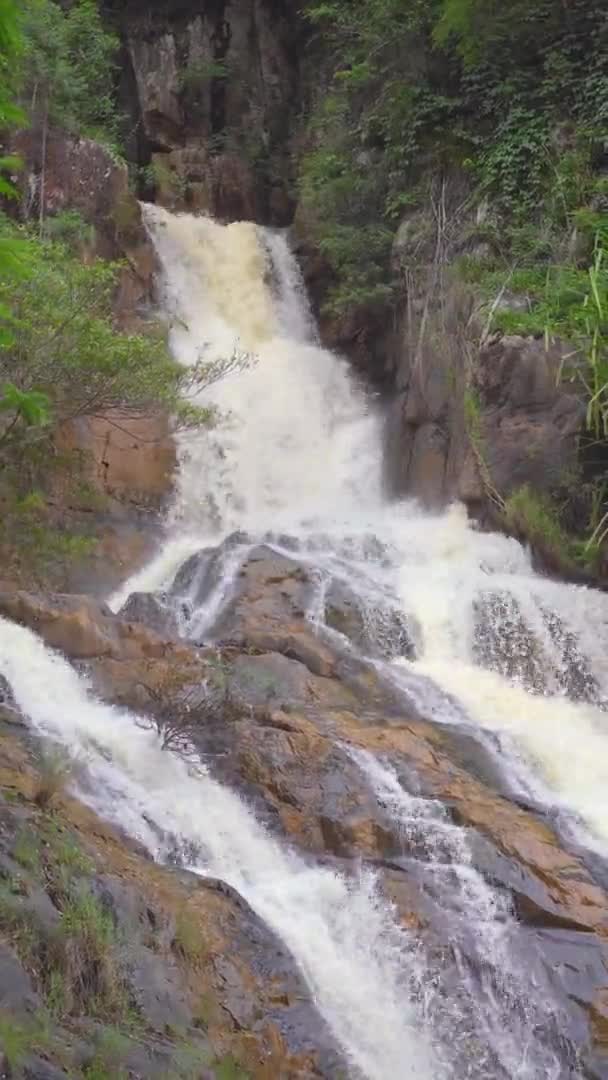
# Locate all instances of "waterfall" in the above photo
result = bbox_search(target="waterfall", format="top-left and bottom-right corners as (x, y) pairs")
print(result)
(3, 203), (608, 1076)
(0, 614), (436, 1080)
(348, 748), (567, 1079)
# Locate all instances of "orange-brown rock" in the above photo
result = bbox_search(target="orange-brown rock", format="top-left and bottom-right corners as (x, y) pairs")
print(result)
(0, 728), (342, 1078)
(57, 410), (176, 510)
(0, 589), (191, 664)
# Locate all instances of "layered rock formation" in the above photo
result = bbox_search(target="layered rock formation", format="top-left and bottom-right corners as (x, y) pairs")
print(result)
(108, 0), (304, 225)
(2, 539), (608, 1074)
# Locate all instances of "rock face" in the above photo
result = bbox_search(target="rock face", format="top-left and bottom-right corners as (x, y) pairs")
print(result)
(0, 726), (342, 1078)
(384, 193), (585, 510)
(11, 129), (156, 323)
(0, 589), (190, 665)
(2, 538), (608, 1073)
(110, 0), (305, 225)
(6, 130), (176, 595)
(102, 540), (608, 1073)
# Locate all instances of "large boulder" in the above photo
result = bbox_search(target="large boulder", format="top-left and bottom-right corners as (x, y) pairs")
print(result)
(210, 545), (338, 676)
(0, 590), (190, 663)
(473, 333), (584, 498)
(324, 577), (417, 660)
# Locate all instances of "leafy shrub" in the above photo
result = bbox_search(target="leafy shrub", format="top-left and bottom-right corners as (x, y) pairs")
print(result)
(0, 1014), (29, 1070)
(48, 887), (130, 1019)
(504, 485), (569, 560)
(12, 827), (41, 872)
(33, 747), (72, 810)
(299, 0), (608, 318)
(0, 219), (246, 460)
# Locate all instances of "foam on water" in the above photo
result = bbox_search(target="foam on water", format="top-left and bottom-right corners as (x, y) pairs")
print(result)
(7, 204), (608, 1076)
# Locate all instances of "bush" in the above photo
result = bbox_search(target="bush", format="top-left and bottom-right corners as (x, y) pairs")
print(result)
(137, 663), (241, 756)
(172, 908), (206, 964)
(33, 747), (72, 810)
(0, 1014), (30, 1071)
(48, 887), (130, 1019)
(12, 827), (41, 872)
(299, 0), (608, 319)
(503, 485), (572, 565)
(0, 219), (248, 462)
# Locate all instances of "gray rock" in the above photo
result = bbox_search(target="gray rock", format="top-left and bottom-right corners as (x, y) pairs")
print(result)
(127, 945), (192, 1033)
(0, 945), (41, 1014)
(23, 1059), (70, 1080)
(324, 578), (416, 660)
(119, 592), (180, 639)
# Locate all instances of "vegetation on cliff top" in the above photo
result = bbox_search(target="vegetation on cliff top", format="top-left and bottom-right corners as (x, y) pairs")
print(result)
(299, 0), (608, 569)
(300, 0), (607, 315)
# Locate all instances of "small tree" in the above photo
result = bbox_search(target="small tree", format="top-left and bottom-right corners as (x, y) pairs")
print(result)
(136, 663), (241, 756)
(0, 221), (251, 460)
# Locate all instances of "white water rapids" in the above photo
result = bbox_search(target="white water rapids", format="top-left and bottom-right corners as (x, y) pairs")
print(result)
(2, 204), (608, 1077)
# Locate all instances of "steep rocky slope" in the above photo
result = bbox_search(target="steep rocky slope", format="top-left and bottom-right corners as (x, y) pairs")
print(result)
(1, 544), (608, 1075)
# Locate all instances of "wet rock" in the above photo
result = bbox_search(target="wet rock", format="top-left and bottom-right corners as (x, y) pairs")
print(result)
(23, 1060), (70, 1080)
(211, 546), (339, 676)
(473, 591), (601, 703)
(0, 726), (345, 1078)
(541, 605), (601, 704)
(0, 589), (196, 664)
(170, 533), (251, 614)
(473, 591), (548, 692)
(170, 548), (213, 598)
(118, 591), (180, 639)
(474, 334), (584, 499)
(0, 676), (24, 727)
(324, 578), (416, 660)
(0, 945), (41, 1014)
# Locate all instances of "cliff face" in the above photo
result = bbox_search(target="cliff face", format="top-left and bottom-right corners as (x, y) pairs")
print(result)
(108, 0), (304, 225)
(385, 186), (585, 513)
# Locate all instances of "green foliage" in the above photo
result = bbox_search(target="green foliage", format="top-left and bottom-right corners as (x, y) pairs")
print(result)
(0, 0), (25, 130)
(179, 57), (229, 93)
(19, 0), (121, 147)
(172, 909), (206, 964)
(0, 1013), (29, 1070)
(49, 886), (130, 1019)
(0, 382), (50, 427)
(462, 223), (608, 441)
(463, 387), (482, 445)
(42, 209), (95, 252)
(213, 1056), (250, 1080)
(0, 217), (242, 585)
(503, 485), (571, 561)
(83, 1026), (130, 1080)
(300, 0), (608, 315)
(12, 827), (41, 872)
(33, 747), (73, 810)
(0, 220), (218, 459)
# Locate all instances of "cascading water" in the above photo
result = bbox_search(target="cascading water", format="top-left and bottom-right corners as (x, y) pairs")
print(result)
(347, 748), (572, 1079)
(0, 617), (436, 1080)
(3, 203), (608, 1077)
(114, 205), (608, 854)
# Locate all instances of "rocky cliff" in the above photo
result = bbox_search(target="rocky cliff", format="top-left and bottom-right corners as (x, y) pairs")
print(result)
(106, 0), (305, 225)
